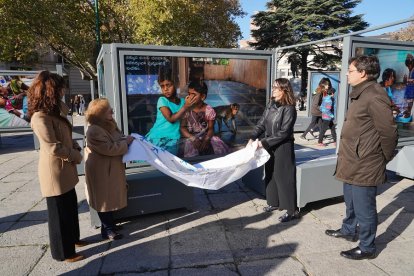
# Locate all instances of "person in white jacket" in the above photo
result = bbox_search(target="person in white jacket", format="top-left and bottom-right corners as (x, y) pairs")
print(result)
(78, 95), (86, 115)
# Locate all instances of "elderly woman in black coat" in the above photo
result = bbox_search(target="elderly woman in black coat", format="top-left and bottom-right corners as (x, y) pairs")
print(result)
(249, 78), (298, 222)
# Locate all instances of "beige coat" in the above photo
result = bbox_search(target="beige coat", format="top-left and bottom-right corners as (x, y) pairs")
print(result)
(84, 124), (129, 212)
(31, 106), (82, 197)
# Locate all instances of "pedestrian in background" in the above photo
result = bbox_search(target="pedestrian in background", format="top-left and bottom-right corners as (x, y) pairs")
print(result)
(84, 98), (134, 240)
(249, 78), (298, 222)
(300, 78), (329, 141)
(28, 71), (87, 263)
(74, 95), (80, 115)
(325, 55), (398, 260)
(79, 95), (86, 115)
(317, 82), (337, 146)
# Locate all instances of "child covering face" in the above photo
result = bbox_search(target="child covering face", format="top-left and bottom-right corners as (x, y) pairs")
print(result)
(145, 70), (195, 154)
(179, 81), (229, 158)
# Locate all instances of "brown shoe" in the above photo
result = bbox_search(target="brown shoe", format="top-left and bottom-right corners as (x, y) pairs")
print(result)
(65, 253), (84, 263)
(75, 240), (89, 248)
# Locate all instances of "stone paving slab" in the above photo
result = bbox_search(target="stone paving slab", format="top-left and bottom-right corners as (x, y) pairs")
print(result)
(299, 251), (389, 276)
(171, 264), (238, 276)
(100, 234), (170, 274)
(238, 257), (306, 276)
(370, 240), (414, 276)
(30, 243), (106, 276)
(0, 220), (49, 246)
(170, 225), (234, 268)
(0, 245), (46, 276)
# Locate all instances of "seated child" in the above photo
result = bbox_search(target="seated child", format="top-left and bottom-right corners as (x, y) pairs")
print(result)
(145, 70), (195, 154)
(179, 81), (229, 158)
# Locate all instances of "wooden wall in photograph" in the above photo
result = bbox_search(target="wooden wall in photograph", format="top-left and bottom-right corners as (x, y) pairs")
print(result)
(204, 59), (267, 89)
(203, 64), (232, 80)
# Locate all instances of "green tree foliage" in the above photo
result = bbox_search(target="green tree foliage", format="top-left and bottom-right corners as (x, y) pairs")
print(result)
(251, 0), (368, 93)
(0, 0), (244, 79)
(0, 0), (133, 78)
(129, 0), (244, 47)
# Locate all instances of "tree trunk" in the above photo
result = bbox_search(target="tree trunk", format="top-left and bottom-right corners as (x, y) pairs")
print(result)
(298, 49), (309, 111)
(300, 49), (309, 95)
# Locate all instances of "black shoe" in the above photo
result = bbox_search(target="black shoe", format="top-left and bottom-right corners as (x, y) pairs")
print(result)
(102, 229), (123, 241)
(325, 229), (358, 241)
(278, 212), (299, 223)
(263, 205), (278, 212)
(309, 131), (316, 138)
(340, 246), (376, 260)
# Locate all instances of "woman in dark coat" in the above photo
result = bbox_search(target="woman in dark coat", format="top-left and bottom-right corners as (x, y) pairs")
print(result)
(249, 78), (298, 222)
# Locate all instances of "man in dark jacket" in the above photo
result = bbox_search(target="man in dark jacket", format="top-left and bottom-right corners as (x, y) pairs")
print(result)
(325, 55), (398, 260)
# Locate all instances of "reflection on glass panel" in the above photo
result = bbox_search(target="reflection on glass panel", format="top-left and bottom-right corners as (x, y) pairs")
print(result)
(124, 55), (268, 159)
(0, 75), (33, 128)
(98, 60), (106, 98)
(355, 47), (414, 139)
(309, 72), (340, 120)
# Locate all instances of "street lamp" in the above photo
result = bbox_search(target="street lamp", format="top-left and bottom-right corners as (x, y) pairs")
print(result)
(94, 0), (101, 52)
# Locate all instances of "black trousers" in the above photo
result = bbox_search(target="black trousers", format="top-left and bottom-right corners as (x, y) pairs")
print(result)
(97, 211), (116, 233)
(264, 140), (297, 214)
(46, 188), (80, 261)
(318, 120), (337, 143)
(303, 115), (321, 136)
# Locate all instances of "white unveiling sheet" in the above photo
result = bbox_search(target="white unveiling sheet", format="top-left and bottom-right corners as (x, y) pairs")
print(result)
(122, 133), (270, 190)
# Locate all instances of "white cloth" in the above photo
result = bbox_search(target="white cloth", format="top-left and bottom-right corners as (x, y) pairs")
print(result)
(123, 133), (270, 190)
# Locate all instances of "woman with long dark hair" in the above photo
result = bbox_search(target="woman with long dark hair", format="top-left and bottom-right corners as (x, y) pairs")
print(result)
(249, 78), (298, 222)
(28, 71), (86, 262)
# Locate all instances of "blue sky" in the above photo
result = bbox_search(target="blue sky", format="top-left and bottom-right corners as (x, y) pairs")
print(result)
(237, 0), (414, 40)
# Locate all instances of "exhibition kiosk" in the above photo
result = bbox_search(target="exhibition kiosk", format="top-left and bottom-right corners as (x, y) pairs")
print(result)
(91, 44), (275, 225)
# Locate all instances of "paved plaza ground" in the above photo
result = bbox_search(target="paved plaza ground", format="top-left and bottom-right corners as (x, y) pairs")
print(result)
(0, 116), (413, 275)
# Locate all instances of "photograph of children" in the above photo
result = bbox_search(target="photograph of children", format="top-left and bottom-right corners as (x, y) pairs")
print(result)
(124, 55), (270, 160)
(357, 48), (414, 124)
(0, 75), (32, 128)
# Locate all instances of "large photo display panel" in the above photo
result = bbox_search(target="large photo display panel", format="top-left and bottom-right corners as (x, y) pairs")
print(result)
(355, 47), (414, 139)
(124, 54), (269, 159)
(0, 74), (34, 129)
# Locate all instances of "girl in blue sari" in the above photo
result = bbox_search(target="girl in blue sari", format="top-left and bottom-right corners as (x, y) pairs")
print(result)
(146, 70), (195, 154)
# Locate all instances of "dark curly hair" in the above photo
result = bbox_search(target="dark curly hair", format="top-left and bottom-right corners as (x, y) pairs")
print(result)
(349, 55), (380, 81)
(188, 80), (208, 95)
(27, 71), (66, 118)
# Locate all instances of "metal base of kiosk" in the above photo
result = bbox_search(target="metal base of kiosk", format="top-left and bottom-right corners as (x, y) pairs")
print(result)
(387, 145), (414, 179)
(89, 167), (194, 228)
